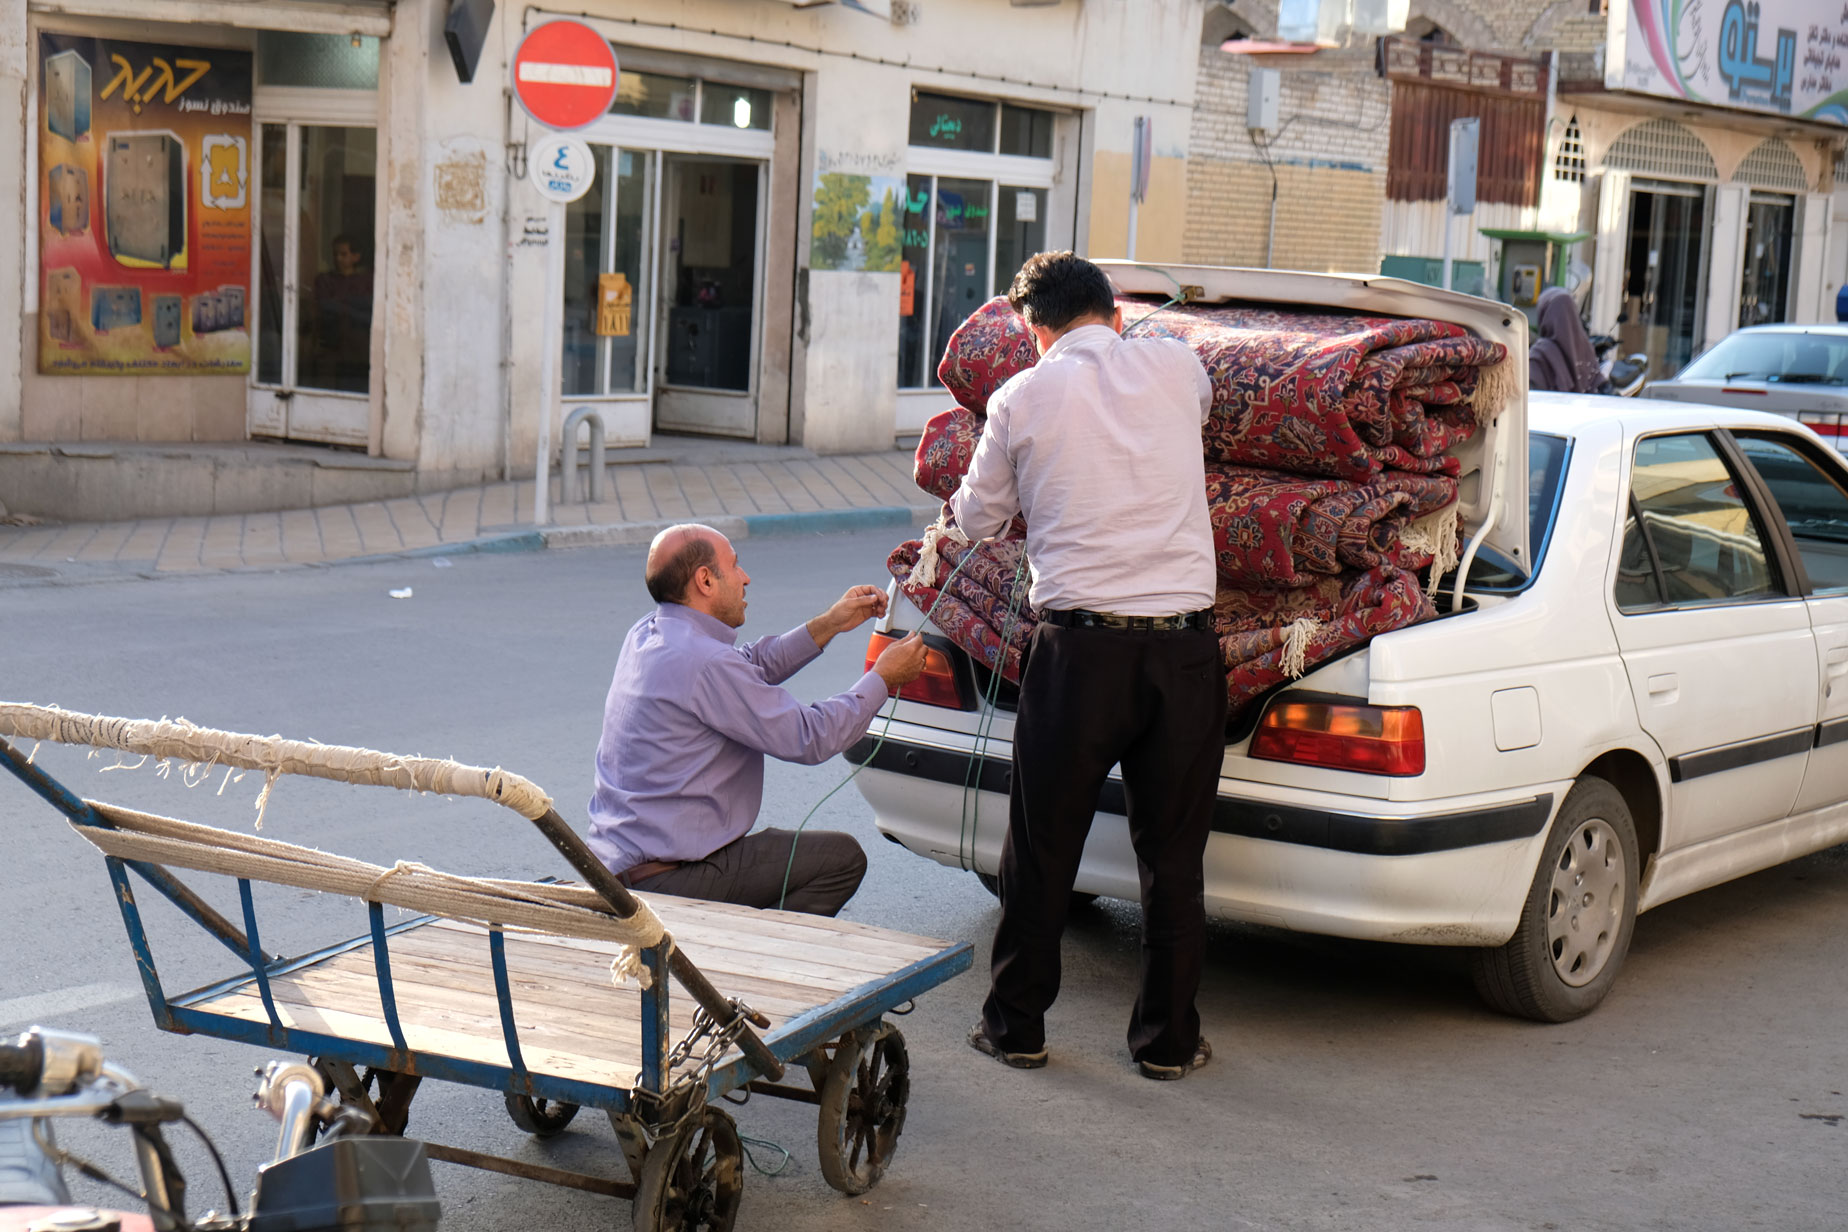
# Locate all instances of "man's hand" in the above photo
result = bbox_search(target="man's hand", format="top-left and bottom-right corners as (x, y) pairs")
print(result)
(872, 632), (929, 692)
(807, 585), (889, 649)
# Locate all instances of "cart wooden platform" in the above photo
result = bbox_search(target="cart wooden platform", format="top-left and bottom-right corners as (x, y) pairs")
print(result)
(0, 706), (972, 1230)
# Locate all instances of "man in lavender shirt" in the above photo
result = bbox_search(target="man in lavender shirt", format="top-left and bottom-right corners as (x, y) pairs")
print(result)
(586, 524), (928, 916)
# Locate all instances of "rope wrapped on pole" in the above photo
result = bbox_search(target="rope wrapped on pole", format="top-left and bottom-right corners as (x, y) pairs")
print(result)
(76, 799), (669, 988)
(0, 703), (553, 821)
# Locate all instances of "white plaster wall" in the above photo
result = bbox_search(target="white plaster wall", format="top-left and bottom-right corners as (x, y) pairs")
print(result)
(0, 0), (23, 441)
(378, 0), (431, 462)
(411, 0), (509, 478)
(799, 56), (903, 454)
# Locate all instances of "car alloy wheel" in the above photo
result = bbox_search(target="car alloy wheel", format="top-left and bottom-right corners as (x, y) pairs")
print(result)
(1546, 816), (1625, 988)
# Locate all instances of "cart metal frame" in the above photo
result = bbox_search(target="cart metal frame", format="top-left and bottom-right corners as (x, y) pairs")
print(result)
(0, 736), (971, 1223)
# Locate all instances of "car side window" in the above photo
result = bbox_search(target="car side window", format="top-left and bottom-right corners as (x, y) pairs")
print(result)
(1615, 432), (1781, 611)
(1735, 432), (1848, 594)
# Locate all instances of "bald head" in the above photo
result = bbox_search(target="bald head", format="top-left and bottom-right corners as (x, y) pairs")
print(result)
(645, 524), (726, 605)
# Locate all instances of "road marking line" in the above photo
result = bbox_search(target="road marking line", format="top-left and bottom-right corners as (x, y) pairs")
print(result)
(0, 983), (141, 1028)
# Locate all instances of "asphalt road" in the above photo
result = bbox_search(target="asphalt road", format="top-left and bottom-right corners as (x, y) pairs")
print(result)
(4, 530), (1846, 1231)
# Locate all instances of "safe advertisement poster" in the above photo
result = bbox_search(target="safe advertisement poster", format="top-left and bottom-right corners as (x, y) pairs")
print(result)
(38, 33), (254, 375)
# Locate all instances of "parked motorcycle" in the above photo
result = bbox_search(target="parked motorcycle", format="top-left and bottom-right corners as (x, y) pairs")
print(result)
(1590, 334), (1649, 397)
(0, 1027), (438, 1232)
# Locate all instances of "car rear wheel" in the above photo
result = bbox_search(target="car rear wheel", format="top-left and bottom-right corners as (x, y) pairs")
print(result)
(1469, 776), (1639, 1023)
(975, 871), (1097, 909)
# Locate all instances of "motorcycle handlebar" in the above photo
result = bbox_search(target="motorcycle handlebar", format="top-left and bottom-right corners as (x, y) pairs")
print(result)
(0, 1036), (45, 1093)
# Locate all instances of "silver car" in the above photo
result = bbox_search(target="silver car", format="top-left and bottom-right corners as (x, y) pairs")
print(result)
(1645, 325), (1848, 448)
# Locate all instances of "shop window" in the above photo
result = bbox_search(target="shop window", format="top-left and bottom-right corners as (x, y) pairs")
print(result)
(257, 33), (380, 90)
(610, 70), (775, 132)
(562, 146), (654, 397)
(698, 83), (771, 131)
(613, 70), (695, 122)
(255, 123), (377, 396)
(908, 91), (1054, 157)
(909, 92), (996, 151)
(896, 176), (1049, 388)
(1602, 118), (1717, 182)
(1552, 115), (1584, 183)
(899, 93), (1056, 388)
(999, 104), (1053, 158)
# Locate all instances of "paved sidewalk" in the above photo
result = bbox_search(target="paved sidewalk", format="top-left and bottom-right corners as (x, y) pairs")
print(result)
(0, 448), (935, 577)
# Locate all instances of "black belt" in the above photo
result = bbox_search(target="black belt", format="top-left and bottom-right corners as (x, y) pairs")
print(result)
(1039, 608), (1213, 632)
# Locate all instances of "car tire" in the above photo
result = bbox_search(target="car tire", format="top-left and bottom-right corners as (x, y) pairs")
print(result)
(975, 871), (1097, 909)
(1469, 776), (1639, 1023)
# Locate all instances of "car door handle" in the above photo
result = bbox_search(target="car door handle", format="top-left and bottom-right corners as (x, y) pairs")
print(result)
(1828, 648), (1848, 677)
(1647, 673), (1678, 702)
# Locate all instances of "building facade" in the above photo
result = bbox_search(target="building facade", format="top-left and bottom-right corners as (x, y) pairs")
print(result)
(0, 0), (1204, 518)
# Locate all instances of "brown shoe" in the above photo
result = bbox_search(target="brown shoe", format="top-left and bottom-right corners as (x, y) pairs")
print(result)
(1137, 1036), (1212, 1081)
(967, 1022), (1048, 1069)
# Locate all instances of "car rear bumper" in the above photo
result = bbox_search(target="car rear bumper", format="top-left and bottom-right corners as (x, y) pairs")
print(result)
(849, 733), (1568, 947)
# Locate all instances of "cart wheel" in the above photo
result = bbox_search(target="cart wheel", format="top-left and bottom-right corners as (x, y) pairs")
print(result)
(504, 1094), (580, 1138)
(816, 1023), (909, 1195)
(632, 1104), (743, 1232)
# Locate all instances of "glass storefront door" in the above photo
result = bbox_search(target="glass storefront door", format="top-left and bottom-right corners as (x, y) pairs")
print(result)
(249, 123), (377, 446)
(1618, 183), (1709, 381)
(563, 146), (654, 399)
(651, 155), (764, 437)
(1740, 193), (1795, 328)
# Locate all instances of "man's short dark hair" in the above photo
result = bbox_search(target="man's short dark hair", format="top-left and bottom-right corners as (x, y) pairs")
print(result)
(646, 533), (719, 604)
(1006, 251), (1116, 332)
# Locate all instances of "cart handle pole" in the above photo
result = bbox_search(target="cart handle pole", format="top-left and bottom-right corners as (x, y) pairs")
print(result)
(525, 808), (786, 1082)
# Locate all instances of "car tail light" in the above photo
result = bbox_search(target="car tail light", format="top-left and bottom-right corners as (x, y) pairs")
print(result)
(1249, 700), (1425, 776)
(864, 631), (967, 709)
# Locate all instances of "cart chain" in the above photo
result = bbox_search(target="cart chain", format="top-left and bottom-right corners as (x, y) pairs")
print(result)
(629, 997), (764, 1145)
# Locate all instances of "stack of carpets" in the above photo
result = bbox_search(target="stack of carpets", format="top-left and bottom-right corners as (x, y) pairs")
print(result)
(889, 295), (1512, 720)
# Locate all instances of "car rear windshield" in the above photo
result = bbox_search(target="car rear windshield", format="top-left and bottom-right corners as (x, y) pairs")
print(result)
(1447, 431), (1568, 591)
(1677, 332), (1848, 385)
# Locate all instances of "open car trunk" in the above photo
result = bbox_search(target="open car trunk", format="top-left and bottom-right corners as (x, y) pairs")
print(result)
(1095, 261), (1531, 574)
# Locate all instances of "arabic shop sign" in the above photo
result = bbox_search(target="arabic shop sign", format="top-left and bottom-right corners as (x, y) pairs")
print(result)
(1610, 0), (1847, 125)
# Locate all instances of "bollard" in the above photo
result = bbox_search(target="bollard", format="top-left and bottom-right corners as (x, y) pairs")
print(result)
(559, 406), (606, 505)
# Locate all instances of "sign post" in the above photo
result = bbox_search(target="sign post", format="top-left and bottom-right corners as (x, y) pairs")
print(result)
(510, 20), (617, 528)
(1441, 116), (1479, 292)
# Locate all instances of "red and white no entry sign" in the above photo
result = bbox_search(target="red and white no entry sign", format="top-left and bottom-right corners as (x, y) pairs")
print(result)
(511, 20), (619, 131)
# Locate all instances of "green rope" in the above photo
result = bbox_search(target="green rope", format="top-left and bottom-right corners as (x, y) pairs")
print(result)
(775, 542), (984, 909)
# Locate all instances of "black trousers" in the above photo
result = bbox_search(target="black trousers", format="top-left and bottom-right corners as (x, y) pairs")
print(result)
(980, 621), (1227, 1067)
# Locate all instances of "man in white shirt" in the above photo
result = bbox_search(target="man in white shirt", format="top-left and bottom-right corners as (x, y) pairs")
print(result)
(952, 251), (1225, 1081)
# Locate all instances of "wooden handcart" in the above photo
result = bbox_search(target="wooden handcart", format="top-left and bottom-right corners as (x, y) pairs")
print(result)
(0, 705), (971, 1230)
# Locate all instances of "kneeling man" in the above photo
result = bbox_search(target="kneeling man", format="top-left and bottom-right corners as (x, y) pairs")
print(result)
(586, 523), (927, 916)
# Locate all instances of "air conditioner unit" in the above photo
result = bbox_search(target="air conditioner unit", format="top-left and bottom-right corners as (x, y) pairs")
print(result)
(91, 285), (142, 332)
(49, 164), (89, 235)
(45, 267), (82, 342)
(106, 133), (186, 268)
(153, 294), (183, 348)
(45, 49), (92, 142)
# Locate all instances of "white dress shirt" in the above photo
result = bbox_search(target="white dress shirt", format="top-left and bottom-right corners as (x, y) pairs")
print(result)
(949, 322), (1217, 616)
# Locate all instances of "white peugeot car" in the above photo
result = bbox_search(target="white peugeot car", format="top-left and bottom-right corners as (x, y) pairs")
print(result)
(851, 267), (1848, 1022)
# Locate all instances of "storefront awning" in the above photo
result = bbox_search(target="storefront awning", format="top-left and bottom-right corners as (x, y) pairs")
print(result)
(27, 0), (393, 37)
(1557, 84), (1848, 143)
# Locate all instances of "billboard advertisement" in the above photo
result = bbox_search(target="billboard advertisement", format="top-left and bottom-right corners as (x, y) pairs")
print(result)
(1609, 0), (1847, 126)
(38, 33), (253, 376)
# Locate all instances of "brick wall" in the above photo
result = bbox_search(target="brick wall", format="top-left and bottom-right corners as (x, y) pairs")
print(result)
(1184, 43), (1390, 272)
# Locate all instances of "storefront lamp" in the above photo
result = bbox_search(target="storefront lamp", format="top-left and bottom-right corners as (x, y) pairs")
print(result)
(733, 97), (752, 128)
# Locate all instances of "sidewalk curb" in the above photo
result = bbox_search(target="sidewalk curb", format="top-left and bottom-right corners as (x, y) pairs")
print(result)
(340, 529), (546, 567)
(540, 504), (937, 552)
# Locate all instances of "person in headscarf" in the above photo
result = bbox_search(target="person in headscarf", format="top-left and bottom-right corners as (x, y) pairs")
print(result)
(1528, 286), (1606, 394)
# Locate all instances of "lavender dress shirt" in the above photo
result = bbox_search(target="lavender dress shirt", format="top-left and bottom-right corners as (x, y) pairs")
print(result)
(585, 603), (889, 876)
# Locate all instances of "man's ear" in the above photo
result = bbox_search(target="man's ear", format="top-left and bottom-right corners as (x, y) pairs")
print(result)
(1110, 305), (1124, 335)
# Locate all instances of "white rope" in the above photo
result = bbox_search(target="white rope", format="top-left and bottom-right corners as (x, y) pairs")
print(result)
(0, 704), (553, 821)
(75, 800), (669, 989)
